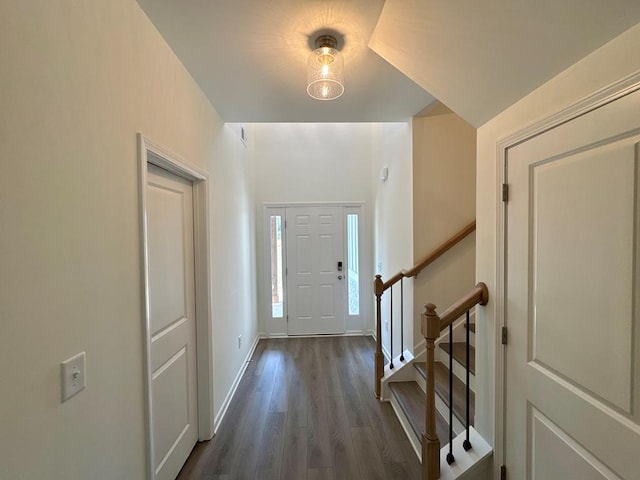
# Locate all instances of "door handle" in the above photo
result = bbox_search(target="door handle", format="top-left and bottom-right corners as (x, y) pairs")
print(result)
(338, 275), (343, 280)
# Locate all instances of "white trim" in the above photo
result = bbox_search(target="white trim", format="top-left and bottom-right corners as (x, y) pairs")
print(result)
(138, 134), (214, 480)
(213, 334), (261, 432)
(493, 71), (640, 480)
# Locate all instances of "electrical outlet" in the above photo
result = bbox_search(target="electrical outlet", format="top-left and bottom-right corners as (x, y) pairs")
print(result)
(61, 351), (86, 402)
(238, 335), (242, 349)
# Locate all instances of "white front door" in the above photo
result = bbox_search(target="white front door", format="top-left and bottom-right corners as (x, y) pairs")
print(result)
(286, 206), (346, 335)
(147, 164), (198, 480)
(505, 89), (640, 479)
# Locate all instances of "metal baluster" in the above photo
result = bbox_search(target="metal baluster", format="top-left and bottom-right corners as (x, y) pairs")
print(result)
(389, 285), (394, 370)
(463, 310), (472, 451)
(446, 321), (455, 465)
(399, 278), (405, 362)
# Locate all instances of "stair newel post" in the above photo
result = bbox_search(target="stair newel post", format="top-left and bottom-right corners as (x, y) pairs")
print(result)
(374, 275), (384, 399)
(422, 303), (441, 480)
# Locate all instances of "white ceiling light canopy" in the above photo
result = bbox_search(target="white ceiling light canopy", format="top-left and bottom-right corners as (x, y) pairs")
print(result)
(307, 34), (344, 101)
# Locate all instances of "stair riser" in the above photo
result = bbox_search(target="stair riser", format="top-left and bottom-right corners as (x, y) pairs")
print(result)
(437, 349), (476, 391)
(435, 392), (465, 436)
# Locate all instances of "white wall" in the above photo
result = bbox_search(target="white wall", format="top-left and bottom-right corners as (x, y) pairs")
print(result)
(475, 21), (640, 452)
(0, 1), (256, 478)
(209, 123), (258, 423)
(412, 108), (476, 351)
(371, 122), (414, 358)
(251, 123), (374, 336)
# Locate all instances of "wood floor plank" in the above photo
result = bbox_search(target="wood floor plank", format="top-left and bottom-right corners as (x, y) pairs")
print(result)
(351, 427), (388, 480)
(269, 355), (289, 413)
(308, 467), (335, 480)
(227, 387), (274, 478)
(255, 412), (286, 480)
(307, 369), (333, 468)
(326, 394), (362, 480)
(282, 426), (308, 480)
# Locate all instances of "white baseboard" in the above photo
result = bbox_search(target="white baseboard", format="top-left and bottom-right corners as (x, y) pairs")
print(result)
(213, 333), (261, 433)
(345, 329), (366, 335)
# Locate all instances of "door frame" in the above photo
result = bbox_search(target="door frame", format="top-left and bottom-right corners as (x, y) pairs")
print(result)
(493, 73), (640, 479)
(138, 134), (214, 480)
(261, 202), (370, 337)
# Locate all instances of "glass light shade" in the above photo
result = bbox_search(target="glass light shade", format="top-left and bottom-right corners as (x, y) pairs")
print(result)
(307, 46), (344, 100)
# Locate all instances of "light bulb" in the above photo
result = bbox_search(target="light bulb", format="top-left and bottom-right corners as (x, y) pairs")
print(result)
(321, 64), (329, 77)
(321, 85), (329, 98)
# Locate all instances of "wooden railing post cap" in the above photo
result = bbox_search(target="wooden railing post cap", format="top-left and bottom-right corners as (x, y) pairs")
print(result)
(374, 275), (384, 296)
(424, 303), (438, 316)
(422, 303), (440, 340)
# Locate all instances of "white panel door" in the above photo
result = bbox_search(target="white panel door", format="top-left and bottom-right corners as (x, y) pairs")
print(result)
(147, 164), (198, 480)
(286, 206), (346, 335)
(505, 89), (640, 479)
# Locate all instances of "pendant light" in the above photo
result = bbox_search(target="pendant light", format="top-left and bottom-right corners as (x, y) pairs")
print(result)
(307, 35), (344, 101)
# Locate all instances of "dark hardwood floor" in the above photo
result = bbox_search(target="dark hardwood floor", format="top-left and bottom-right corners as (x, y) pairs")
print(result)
(177, 336), (421, 480)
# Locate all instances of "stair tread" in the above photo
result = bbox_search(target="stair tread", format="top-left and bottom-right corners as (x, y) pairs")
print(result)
(413, 362), (475, 427)
(439, 342), (475, 375)
(389, 381), (449, 445)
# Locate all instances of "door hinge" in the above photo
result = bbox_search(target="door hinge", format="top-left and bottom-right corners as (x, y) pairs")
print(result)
(500, 465), (507, 480)
(502, 183), (509, 202)
(285, 267), (288, 275)
(501, 326), (508, 345)
(286, 315), (289, 322)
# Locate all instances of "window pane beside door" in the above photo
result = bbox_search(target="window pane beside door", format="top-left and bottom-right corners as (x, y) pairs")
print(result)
(347, 214), (359, 315)
(270, 215), (284, 318)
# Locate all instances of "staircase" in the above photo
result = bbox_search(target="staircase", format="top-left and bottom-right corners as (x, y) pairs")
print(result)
(373, 221), (493, 479)
(386, 320), (491, 479)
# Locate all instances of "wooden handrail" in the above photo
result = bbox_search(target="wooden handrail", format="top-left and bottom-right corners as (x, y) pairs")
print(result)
(438, 282), (489, 332)
(421, 282), (489, 480)
(381, 220), (476, 292)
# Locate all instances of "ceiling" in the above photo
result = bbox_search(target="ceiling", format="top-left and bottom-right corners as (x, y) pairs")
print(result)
(137, 0), (640, 125)
(136, 0), (435, 122)
(371, 0), (640, 126)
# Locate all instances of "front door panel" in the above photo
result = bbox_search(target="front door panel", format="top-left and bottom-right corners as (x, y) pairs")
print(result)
(286, 206), (345, 335)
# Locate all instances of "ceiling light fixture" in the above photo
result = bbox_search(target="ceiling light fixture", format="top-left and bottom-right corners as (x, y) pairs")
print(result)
(307, 34), (344, 101)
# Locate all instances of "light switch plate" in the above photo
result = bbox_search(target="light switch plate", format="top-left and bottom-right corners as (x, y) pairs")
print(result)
(61, 351), (86, 402)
